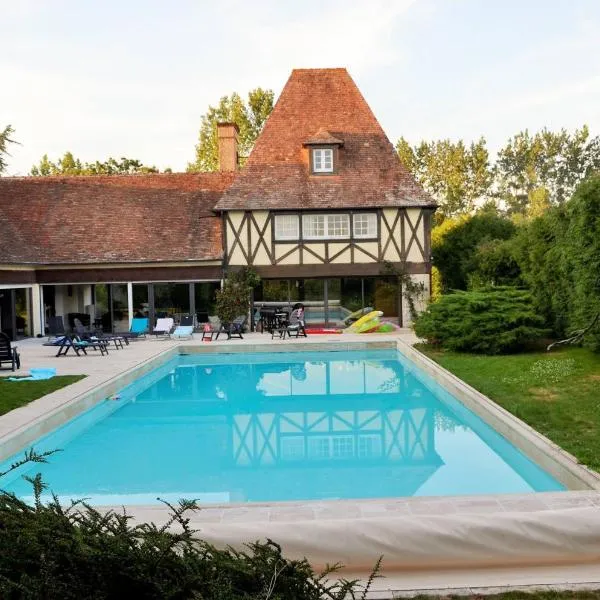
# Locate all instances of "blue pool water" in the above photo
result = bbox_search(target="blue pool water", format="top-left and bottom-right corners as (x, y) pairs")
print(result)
(0, 349), (564, 505)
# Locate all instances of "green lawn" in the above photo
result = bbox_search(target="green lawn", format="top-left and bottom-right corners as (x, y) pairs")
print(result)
(0, 375), (86, 417)
(417, 344), (600, 471)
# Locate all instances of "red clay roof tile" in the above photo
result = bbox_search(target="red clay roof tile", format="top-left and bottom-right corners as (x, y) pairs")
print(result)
(0, 173), (233, 265)
(215, 68), (434, 211)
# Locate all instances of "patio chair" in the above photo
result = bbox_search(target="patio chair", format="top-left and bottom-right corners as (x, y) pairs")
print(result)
(286, 305), (307, 338)
(201, 317), (220, 341)
(152, 317), (174, 339)
(0, 332), (20, 371)
(172, 315), (194, 340)
(216, 314), (247, 340)
(272, 305), (307, 339)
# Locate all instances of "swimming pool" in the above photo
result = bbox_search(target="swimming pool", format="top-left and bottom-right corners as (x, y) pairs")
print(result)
(0, 349), (563, 505)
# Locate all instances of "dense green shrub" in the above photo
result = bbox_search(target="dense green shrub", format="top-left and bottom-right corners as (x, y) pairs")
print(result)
(414, 288), (548, 354)
(514, 175), (600, 350)
(467, 237), (522, 289)
(562, 176), (600, 350)
(0, 452), (379, 599)
(512, 206), (572, 336)
(432, 212), (517, 291)
(215, 267), (261, 324)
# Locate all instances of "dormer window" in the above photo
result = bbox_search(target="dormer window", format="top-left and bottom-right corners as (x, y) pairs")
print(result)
(304, 129), (343, 176)
(312, 148), (333, 173)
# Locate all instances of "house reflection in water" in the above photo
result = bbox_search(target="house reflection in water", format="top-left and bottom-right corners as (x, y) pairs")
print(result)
(159, 355), (445, 501)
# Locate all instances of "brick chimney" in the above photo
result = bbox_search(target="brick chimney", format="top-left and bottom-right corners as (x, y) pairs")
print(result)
(217, 122), (239, 171)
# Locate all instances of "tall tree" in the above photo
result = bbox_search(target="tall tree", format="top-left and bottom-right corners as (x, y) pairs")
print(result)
(397, 137), (492, 219)
(187, 88), (274, 172)
(0, 125), (17, 175)
(30, 153), (159, 176)
(495, 125), (600, 214)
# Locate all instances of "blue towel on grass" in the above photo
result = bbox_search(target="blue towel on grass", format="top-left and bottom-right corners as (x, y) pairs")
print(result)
(7, 368), (57, 382)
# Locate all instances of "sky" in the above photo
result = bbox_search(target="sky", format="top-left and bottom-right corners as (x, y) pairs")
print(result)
(2, 0), (600, 175)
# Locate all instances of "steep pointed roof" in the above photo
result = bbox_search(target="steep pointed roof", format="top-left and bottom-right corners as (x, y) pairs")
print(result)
(215, 68), (434, 211)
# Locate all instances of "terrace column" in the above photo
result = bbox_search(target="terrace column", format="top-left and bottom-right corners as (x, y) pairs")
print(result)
(127, 282), (133, 328)
(32, 284), (43, 337)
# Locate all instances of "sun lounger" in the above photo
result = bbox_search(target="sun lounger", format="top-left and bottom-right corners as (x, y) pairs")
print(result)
(115, 317), (149, 340)
(152, 318), (174, 339)
(44, 334), (109, 357)
(172, 325), (194, 339)
(73, 318), (126, 349)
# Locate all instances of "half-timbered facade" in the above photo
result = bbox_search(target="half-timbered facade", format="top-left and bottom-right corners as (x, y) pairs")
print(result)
(0, 68), (434, 338)
(216, 68), (435, 326)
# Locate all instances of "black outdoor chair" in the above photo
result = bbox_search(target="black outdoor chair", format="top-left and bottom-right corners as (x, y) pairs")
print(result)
(272, 305), (307, 339)
(258, 308), (277, 333)
(0, 332), (20, 371)
(216, 314), (247, 340)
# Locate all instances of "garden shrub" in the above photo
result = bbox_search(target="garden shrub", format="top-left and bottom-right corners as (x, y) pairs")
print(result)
(514, 175), (600, 350)
(414, 288), (548, 354)
(432, 212), (517, 291)
(0, 451), (380, 599)
(215, 267), (260, 324)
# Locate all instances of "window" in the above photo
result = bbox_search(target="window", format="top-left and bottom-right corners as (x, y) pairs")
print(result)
(274, 214), (299, 240)
(303, 214), (349, 239)
(312, 148), (334, 173)
(353, 213), (377, 238)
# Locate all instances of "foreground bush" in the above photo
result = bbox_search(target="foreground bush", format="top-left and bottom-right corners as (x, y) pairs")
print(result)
(0, 452), (379, 599)
(414, 288), (548, 354)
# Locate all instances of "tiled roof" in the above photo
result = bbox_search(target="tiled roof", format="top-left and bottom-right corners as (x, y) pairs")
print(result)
(215, 68), (435, 211)
(0, 173), (234, 265)
(304, 128), (344, 146)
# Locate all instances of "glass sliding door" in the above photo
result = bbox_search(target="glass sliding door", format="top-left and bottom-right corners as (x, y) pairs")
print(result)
(94, 284), (110, 331)
(132, 284), (149, 319)
(259, 280), (290, 303)
(194, 282), (219, 324)
(153, 283), (190, 323)
(328, 278), (363, 325)
(14, 288), (31, 338)
(364, 277), (399, 321)
(111, 284), (129, 333)
(290, 279), (325, 325)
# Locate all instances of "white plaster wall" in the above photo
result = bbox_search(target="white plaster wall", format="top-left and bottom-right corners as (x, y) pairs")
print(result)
(276, 248), (300, 265)
(401, 273), (430, 327)
(353, 242), (378, 263)
(405, 208), (425, 263)
(226, 212), (247, 265)
(302, 243), (326, 264)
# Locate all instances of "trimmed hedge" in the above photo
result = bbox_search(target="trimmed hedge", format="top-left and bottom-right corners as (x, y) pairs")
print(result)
(414, 288), (548, 354)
